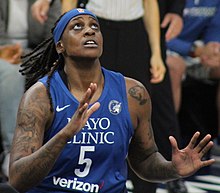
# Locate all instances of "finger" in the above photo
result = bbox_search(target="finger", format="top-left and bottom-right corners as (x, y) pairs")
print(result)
(199, 141), (214, 159)
(150, 75), (164, 84)
(150, 78), (161, 84)
(212, 43), (220, 54)
(12, 53), (20, 59)
(78, 87), (92, 110)
(150, 79), (160, 83)
(89, 83), (97, 99)
(150, 70), (160, 82)
(150, 70), (164, 83)
(161, 15), (171, 28)
(165, 25), (175, 41)
(169, 136), (179, 154)
(150, 66), (160, 76)
(150, 68), (165, 83)
(11, 54), (21, 64)
(78, 103), (89, 115)
(86, 102), (100, 118)
(85, 83), (97, 104)
(208, 59), (220, 67)
(195, 134), (211, 152)
(166, 20), (181, 42)
(201, 159), (215, 168)
(188, 132), (200, 149)
(78, 83), (97, 109)
(165, 18), (183, 41)
(40, 13), (48, 24)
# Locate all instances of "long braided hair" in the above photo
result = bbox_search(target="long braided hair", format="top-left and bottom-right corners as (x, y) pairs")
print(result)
(20, 14), (65, 112)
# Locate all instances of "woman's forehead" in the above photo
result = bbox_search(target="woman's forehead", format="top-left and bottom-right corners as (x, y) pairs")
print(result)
(69, 15), (98, 23)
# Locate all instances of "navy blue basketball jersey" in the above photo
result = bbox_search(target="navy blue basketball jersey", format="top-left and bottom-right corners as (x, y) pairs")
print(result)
(27, 67), (134, 193)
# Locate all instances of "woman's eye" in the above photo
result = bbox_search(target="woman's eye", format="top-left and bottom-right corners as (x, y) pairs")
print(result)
(73, 24), (82, 30)
(91, 24), (99, 30)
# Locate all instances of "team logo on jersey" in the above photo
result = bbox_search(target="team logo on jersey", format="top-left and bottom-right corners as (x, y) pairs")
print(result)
(108, 100), (122, 115)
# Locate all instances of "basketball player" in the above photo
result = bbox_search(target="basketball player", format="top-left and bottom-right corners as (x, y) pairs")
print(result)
(9, 8), (214, 193)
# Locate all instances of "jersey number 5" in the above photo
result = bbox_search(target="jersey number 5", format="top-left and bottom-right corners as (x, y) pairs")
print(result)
(74, 146), (95, 177)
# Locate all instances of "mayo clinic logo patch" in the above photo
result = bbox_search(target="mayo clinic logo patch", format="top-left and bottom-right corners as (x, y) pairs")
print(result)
(108, 100), (122, 115)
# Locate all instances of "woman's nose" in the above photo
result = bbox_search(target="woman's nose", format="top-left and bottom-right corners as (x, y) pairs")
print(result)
(84, 27), (95, 36)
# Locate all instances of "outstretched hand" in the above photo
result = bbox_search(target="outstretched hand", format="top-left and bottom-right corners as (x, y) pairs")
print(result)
(170, 132), (215, 177)
(63, 83), (100, 138)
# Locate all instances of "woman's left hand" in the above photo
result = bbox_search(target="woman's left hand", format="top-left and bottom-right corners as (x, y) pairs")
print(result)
(170, 132), (215, 177)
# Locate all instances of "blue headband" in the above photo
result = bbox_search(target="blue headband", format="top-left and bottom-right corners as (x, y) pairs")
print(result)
(53, 8), (98, 44)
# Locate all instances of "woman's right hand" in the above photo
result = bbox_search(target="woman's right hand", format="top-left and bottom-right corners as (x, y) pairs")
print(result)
(63, 83), (100, 138)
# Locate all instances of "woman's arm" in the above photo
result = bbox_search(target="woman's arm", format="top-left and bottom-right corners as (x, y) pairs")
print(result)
(126, 77), (214, 182)
(9, 82), (100, 193)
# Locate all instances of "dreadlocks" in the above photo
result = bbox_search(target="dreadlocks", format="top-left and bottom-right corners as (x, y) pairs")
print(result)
(20, 15), (65, 112)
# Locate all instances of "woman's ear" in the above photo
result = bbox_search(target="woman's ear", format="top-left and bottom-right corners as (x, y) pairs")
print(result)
(56, 41), (65, 54)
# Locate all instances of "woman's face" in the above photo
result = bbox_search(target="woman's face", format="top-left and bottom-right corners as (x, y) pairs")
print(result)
(58, 15), (103, 60)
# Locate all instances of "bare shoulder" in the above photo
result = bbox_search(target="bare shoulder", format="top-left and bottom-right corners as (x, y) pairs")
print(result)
(19, 82), (53, 129)
(11, 82), (53, 160)
(125, 77), (151, 107)
(124, 77), (152, 129)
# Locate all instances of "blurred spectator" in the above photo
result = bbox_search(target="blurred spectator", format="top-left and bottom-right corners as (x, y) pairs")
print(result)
(166, 0), (220, 149)
(0, 0), (61, 180)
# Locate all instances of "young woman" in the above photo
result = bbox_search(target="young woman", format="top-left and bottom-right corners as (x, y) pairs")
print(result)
(9, 8), (214, 193)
